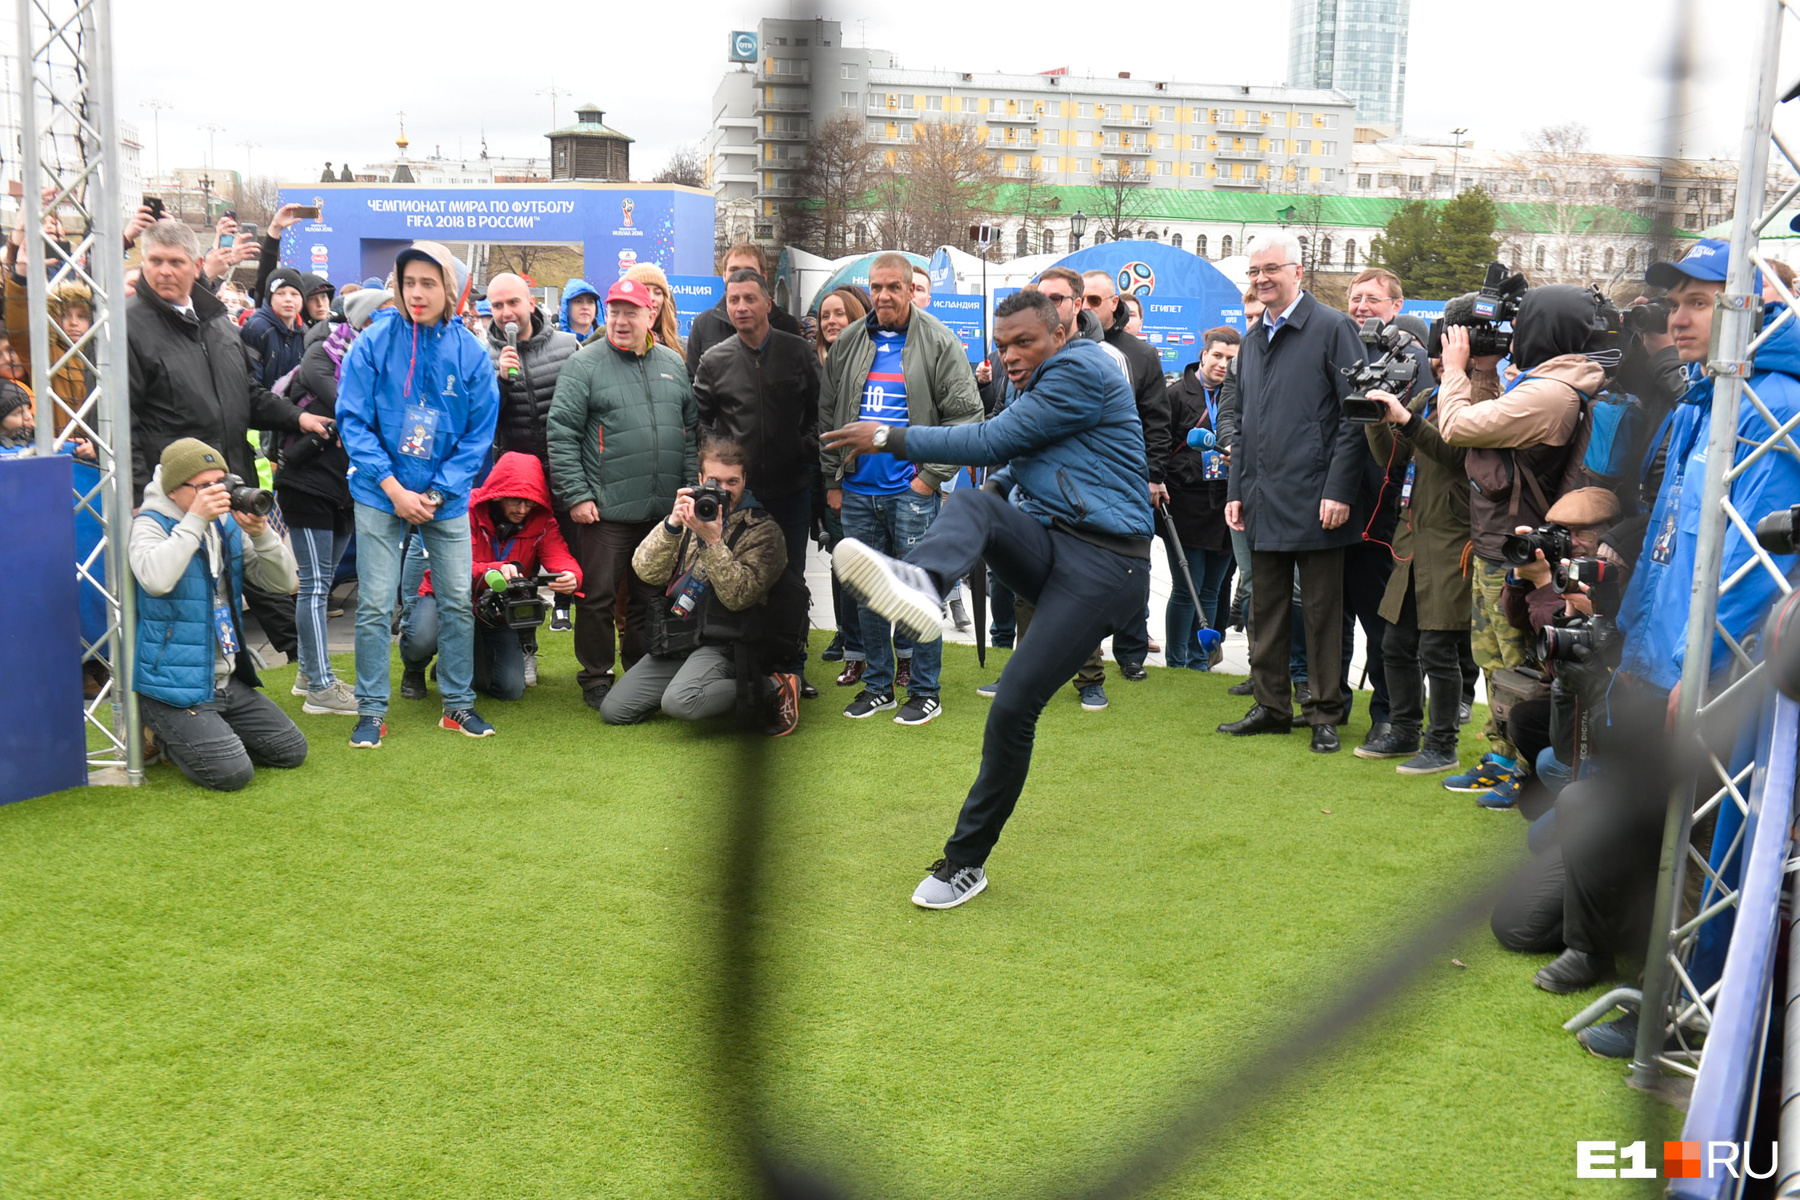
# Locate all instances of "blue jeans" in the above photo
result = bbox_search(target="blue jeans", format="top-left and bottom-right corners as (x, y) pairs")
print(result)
(291, 524), (351, 687)
(403, 597), (526, 701)
(841, 487), (942, 698)
(354, 503), (474, 716)
(399, 529), (430, 625)
(1164, 542), (1233, 667)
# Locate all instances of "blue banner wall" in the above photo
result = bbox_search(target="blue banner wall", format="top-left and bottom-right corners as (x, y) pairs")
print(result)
(668, 274), (723, 342)
(929, 294), (989, 363)
(274, 183), (716, 289)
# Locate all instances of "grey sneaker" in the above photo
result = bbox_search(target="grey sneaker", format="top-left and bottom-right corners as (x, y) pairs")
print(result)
(912, 858), (988, 909)
(523, 650), (539, 687)
(301, 679), (358, 715)
(976, 680), (999, 699)
(290, 670), (311, 697)
(1397, 746), (1461, 775)
(1078, 683), (1109, 711)
(832, 538), (944, 643)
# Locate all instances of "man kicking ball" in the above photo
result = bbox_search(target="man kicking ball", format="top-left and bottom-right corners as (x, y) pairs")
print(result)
(822, 289), (1153, 909)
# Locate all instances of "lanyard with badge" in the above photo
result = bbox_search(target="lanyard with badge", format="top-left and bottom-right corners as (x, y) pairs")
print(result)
(210, 542), (238, 661)
(1399, 394), (1434, 509)
(1650, 409), (1708, 566)
(1200, 386), (1227, 480)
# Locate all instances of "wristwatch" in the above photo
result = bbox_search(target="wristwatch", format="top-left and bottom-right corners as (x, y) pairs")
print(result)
(872, 425), (890, 451)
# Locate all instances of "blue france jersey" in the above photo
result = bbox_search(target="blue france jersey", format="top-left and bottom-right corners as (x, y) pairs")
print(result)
(843, 328), (916, 496)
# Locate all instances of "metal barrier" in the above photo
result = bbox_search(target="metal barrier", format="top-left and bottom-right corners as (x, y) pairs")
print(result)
(1674, 693), (1797, 1199)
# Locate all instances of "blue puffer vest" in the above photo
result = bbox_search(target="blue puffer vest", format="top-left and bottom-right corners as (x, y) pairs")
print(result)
(134, 512), (246, 706)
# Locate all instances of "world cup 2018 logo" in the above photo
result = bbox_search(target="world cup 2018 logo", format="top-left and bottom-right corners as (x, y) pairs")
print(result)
(1118, 262), (1155, 297)
(622, 198), (634, 228)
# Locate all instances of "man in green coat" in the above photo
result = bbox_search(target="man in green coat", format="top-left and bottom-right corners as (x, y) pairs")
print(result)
(1355, 381), (1471, 773)
(547, 278), (698, 709)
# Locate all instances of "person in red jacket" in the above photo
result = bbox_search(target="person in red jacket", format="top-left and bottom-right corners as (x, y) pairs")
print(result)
(401, 452), (580, 701)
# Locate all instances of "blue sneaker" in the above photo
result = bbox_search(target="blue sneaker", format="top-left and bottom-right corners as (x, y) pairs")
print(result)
(976, 680), (999, 699)
(1442, 752), (1513, 793)
(1476, 773), (1522, 810)
(1078, 683), (1108, 711)
(441, 708), (495, 738)
(349, 715), (385, 749)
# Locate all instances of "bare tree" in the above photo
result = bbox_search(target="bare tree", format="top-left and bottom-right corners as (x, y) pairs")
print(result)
(232, 174), (281, 228)
(1511, 123), (1649, 286)
(888, 118), (1002, 251)
(784, 114), (877, 257)
(1005, 159), (1059, 256)
(651, 141), (705, 188)
(1089, 160), (1151, 243)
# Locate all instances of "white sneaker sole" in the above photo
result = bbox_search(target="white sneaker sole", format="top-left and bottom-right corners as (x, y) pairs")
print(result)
(843, 698), (897, 719)
(832, 538), (944, 644)
(301, 700), (359, 716)
(911, 873), (988, 909)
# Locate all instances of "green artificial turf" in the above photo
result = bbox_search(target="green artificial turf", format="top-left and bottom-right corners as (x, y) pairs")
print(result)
(0, 634), (1672, 1198)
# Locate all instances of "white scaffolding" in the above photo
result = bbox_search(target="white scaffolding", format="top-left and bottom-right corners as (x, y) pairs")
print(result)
(18, 0), (137, 783)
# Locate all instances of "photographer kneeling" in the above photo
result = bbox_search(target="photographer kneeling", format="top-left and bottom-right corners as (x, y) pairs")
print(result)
(600, 437), (800, 735)
(401, 451), (580, 702)
(130, 438), (307, 791)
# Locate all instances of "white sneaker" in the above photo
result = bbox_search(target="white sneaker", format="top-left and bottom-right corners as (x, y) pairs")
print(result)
(290, 670), (311, 697)
(832, 538), (944, 644)
(301, 679), (358, 715)
(911, 858), (987, 909)
(523, 650), (539, 687)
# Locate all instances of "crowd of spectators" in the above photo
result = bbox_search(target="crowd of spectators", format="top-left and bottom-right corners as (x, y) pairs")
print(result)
(4, 200), (1798, 1052)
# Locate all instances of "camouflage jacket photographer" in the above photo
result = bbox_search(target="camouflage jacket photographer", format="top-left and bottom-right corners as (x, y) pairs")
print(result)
(632, 494), (788, 614)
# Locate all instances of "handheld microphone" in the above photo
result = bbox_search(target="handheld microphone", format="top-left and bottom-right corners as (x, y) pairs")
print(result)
(504, 322), (521, 378)
(1187, 427), (1217, 450)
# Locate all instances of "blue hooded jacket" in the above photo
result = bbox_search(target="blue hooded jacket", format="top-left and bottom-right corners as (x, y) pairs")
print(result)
(240, 304), (307, 391)
(1617, 307), (1800, 691)
(896, 337), (1152, 540)
(559, 278), (601, 344)
(336, 268), (500, 521)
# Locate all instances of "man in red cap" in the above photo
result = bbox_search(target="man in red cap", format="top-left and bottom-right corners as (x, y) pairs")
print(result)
(546, 278), (698, 710)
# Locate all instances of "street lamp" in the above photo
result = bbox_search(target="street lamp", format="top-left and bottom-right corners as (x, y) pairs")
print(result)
(1450, 127), (1468, 197)
(198, 173), (214, 223)
(1070, 208), (1087, 251)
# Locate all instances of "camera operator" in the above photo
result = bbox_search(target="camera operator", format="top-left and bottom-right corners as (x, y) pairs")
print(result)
(1357, 367), (1467, 775)
(129, 439), (307, 792)
(401, 452), (580, 703)
(1436, 284), (1607, 798)
(600, 437), (799, 735)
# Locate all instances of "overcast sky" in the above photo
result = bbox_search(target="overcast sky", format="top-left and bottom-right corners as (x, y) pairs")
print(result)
(111, 0), (1796, 185)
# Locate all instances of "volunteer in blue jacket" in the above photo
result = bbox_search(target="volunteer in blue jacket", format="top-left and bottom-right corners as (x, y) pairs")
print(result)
(129, 438), (307, 791)
(1618, 238), (1800, 696)
(337, 240), (501, 748)
(559, 278), (601, 344)
(823, 289), (1153, 909)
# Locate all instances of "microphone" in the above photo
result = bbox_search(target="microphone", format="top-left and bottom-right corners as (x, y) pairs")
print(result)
(1187, 426), (1216, 450)
(504, 321), (520, 378)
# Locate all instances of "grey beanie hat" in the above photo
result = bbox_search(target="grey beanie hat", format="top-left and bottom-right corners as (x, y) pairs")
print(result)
(342, 288), (394, 331)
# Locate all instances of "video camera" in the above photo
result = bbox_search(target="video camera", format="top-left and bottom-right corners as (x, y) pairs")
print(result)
(1426, 262), (1526, 360)
(221, 473), (273, 517)
(1339, 320), (1421, 424)
(477, 568), (558, 631)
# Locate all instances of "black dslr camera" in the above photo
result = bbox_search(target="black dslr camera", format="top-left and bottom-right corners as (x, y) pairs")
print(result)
(1339, 320), (1421, 424)
(1622, 298), (1672, 336)
(477, 568), (553, 630)
(1541, 613), (1624, 664)
(1502, 522), (1573, 567)
(1427, 261), (1526, 360)
(280, 418), (337, 471)
(690, 481), (732, 523)
(221, 473), (274, 516)
(1553, 556), (1625, 612)
(1756, 504), (1800, 555)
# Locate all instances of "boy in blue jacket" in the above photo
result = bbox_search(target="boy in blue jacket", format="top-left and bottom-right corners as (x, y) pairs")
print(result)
(336, 241), (500, 748)
(823, 289), (1153, 909)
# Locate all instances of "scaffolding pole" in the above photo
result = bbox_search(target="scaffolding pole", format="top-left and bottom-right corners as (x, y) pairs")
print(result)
(1631, 0), (1800, 1092)
(18, 0), (138, 783)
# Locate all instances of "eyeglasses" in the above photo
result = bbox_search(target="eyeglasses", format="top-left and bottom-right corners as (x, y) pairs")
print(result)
(1245, 263), (1298, 278)
(1042, 292), (1077, 306)
(1084, 294), (1110, 306)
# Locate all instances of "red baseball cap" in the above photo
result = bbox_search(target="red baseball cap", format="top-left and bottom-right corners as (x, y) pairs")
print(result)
(604, 278), (655, 308)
